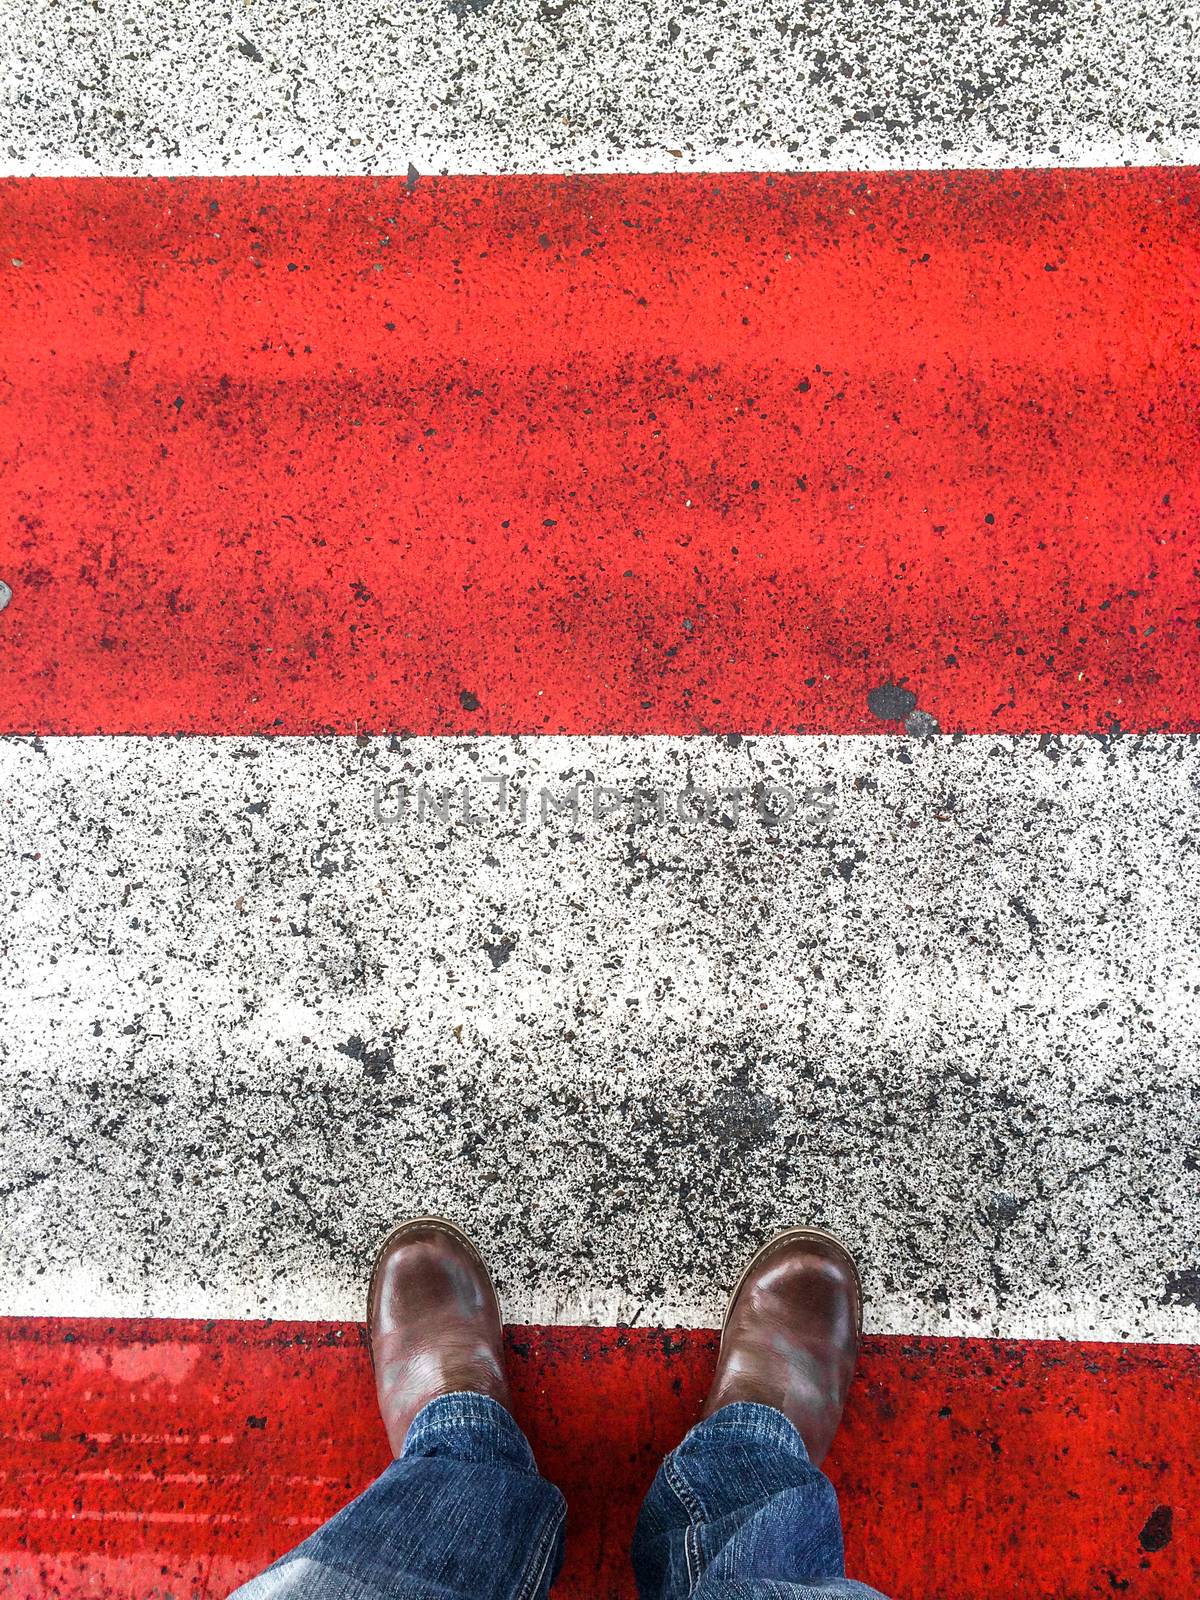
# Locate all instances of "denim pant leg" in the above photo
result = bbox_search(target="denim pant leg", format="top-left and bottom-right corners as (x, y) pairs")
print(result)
(631, 1403), (891, 1600)
(228, 1393), (566, 1600)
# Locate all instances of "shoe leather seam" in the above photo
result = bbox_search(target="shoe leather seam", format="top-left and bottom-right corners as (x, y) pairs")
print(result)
(367, 1219), (503, 1354)
(724, 1231), (864, 1341)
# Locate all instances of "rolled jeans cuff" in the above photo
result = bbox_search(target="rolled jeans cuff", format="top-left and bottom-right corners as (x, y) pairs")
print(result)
(683, 1399), (814, 1461)
(402, 1391), (540, 1475)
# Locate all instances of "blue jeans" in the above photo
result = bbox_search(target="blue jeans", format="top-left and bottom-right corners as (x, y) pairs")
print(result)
(229, 1394), (890, 1599)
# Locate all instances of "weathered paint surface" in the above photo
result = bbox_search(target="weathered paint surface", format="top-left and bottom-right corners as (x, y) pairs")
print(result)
(2, 172), (1199, 736)
(0, 1318), (1195, 1599)
(3, 9), (1199, 1586)
(4, 0), (1200, 174)
(3, 733), (1198, 1341)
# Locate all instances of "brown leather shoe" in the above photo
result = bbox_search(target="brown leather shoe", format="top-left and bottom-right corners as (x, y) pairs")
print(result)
(702, 1227), (863, 1466)
(367, 1218), (512, 1456)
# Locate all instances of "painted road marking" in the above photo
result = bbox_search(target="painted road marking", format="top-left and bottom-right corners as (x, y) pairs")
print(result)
(3, 733), (1197, 1339)
(4, 0), (1200, 174)
(3, 172), (1197, 736)
(3, 1319), (1196, 1599)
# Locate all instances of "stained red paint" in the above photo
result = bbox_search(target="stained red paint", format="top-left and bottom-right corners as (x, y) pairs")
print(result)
(0, 1318), (1194, 1598)
(1, 171), (1198, 736)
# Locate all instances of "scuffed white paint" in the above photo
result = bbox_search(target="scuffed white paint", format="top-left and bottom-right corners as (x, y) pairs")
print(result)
(2, 0), (1199, 175)
(1, 733), (1198, 1341)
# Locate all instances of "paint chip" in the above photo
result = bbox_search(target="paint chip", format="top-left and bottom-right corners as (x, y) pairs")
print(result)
(483, 935), (516, 970)
(867, 683), (918, 722)
(0, 580), (10, 612)
(1138, 1504), (1173, 1552)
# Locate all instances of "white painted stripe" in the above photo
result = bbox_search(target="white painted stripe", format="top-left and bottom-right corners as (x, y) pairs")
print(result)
(4, 0), (1200, 176)
(2, 733), (1198, 1341)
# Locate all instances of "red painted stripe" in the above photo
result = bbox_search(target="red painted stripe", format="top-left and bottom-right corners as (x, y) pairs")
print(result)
(1, 172), (1198, 736)
(0, 1318), (1194, 1598)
